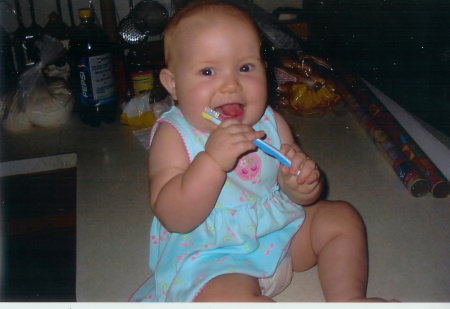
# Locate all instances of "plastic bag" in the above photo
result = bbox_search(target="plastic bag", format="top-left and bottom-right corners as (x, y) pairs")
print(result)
(25, 80), (73, 127)
(272, 51), (341, 115)
(1, 35), (72, 132)
(120, 94), (173, 128)
(120, 93), (156, 128)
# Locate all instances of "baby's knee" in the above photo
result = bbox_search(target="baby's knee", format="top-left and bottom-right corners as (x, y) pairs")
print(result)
(316, 200), (365, 232)
(332, 200), (361, 217)
(333, 201), (365, 232)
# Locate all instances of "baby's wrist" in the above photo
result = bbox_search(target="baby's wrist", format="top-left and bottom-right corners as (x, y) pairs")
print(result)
(199, 151), (227, 173)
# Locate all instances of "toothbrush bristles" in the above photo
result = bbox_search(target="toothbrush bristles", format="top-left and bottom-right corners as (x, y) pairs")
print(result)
(205, 108), (220, 119)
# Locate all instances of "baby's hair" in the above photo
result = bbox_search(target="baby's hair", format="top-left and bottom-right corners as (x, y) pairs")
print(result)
(163, 0), (261, 66)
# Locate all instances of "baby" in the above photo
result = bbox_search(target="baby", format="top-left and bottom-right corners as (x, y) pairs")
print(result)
(130, 0), (392, 302)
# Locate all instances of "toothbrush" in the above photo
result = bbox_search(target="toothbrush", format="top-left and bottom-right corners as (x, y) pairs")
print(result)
(202, 108), (292, 167)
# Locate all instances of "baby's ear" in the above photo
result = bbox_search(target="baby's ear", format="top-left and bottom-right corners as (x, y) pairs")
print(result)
(159, 68), (177, 100)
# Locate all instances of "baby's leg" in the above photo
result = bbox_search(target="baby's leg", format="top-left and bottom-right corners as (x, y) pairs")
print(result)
(194, 273), (274, 302)
(290, 200), (385, 302)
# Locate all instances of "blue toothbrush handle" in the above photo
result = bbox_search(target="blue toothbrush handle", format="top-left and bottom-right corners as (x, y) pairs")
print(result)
(202, 110), (291, 167)
(253, 138), (291, 167)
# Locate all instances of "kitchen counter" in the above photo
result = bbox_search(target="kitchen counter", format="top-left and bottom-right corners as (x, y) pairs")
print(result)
(1, 115), (152, 301)
(1, 106), (450, 301)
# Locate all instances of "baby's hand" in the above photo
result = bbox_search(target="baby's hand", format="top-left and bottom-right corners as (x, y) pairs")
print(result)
(205, 119), (265, 172)
(279, 144), (321, 196)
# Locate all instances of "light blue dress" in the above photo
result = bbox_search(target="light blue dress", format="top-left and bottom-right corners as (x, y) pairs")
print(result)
(129, 106), (305, 302)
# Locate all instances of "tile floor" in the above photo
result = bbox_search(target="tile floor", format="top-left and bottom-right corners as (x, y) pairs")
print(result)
(1, 90), (449, 302)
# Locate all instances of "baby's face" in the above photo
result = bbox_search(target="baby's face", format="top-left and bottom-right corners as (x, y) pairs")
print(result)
(165, 12), (267, 132)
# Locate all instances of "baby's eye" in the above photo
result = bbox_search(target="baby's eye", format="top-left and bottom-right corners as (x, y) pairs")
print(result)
(201, 68), (215, 76)
(240, 64), (253, 72)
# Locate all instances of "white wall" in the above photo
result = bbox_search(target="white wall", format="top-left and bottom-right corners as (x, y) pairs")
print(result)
(1, 0), (302, 32)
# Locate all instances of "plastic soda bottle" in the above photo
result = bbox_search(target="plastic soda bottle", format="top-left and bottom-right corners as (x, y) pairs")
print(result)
(69, 8), (117, 126)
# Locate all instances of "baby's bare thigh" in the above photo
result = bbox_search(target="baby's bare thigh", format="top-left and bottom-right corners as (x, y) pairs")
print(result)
(290, 200), (360, 272)
(194, 273), (273, 302)
(290, 205), (317, 272)
(290, 200), (329, 272)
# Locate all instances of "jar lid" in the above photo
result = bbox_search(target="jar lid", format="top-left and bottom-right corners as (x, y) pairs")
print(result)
(79, 8), (92, 19)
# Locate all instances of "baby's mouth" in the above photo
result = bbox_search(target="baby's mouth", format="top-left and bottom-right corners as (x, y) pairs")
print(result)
(215, 103), (244, 120)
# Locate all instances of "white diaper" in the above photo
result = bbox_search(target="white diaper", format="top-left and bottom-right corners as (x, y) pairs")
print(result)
(259, 253), (293, 298)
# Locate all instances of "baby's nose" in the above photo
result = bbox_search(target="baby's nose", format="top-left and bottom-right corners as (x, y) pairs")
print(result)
(220, 73), (242, 93)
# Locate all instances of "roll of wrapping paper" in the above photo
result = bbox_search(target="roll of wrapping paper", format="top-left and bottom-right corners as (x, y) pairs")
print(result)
(339, 84), (429, 197)
(347, 76), (450, 198)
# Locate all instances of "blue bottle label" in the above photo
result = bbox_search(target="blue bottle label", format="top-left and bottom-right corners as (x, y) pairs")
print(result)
(78, 53), (115, 106)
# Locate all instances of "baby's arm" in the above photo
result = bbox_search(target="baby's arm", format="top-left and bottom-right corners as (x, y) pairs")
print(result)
(149, 120), (264, 233)
(274, 112), (323, 205)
